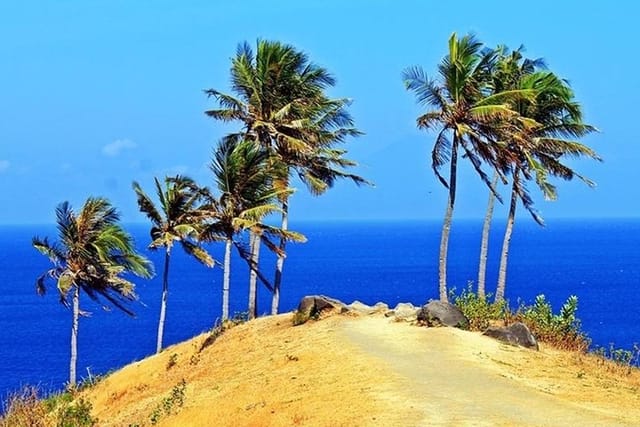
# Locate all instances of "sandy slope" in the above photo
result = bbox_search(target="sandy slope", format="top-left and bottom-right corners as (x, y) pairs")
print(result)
(83, 313), (640, 426)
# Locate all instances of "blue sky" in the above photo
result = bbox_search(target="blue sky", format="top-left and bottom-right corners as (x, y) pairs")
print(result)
(0, 1), (637, 224)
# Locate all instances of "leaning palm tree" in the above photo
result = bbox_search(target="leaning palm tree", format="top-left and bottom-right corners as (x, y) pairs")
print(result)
(132, 176), (214, 353)
(492, 70), (600, 302)
(205, 40), (366, 315)
(33, 198), (153, 387)
(202, 136), (305, 320)
(403, 33), (530, 301)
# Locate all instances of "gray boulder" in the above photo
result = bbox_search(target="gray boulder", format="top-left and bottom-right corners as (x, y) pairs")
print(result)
(294, 295), (348, 325)
(483, 322), (539, 350)
(417, 300), (469, 329)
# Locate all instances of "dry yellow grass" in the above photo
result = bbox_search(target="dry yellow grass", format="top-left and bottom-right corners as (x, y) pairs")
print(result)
(84, 314), (411, 426)
(80, 313), (640, 426)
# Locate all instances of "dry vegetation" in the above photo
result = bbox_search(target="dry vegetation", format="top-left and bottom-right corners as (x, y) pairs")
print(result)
(82, 314), (409, 426)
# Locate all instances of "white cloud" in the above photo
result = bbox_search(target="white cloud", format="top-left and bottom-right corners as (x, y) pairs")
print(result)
(102, 139), (137, 157)
(0, 160), (9, 172)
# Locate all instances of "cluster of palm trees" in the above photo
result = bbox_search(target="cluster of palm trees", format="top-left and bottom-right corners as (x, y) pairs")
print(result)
(32, 40), (367, 387)
(32, 34), (600, 388)
(403, 33), (599, 304)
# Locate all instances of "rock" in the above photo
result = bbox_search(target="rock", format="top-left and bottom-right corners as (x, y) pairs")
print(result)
(372, 302), (390, 313)
(483, 322), (539, 350)
(294, 295), (348, 325)
(348, 301), (389, 315)
(348, 300), (374, 314)
(417, 300), (469, 329)
(390, 303), (418, 322)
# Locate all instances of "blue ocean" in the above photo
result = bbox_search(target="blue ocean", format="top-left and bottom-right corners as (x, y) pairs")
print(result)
(0, 219), (638, 400)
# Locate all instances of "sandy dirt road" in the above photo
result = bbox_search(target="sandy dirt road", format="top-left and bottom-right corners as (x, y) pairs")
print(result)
(339, 316), (638, 426)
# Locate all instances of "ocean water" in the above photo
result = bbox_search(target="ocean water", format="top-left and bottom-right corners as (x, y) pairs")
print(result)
(0, 219), (638, 399)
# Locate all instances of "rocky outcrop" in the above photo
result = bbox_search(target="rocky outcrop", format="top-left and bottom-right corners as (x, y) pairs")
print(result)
(483, 322), (539, 350)
(417, 300), (469, 329)
(294, 295), (349, 325)
(385, 303), (419, 322)
(295, 296), (459, 326)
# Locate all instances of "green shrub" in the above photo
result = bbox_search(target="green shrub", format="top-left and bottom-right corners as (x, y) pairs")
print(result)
(513, 294), (590, 352)
(42, 390), (73, 413)
(55, 397), (97, 427)
(450, 285), (507, 331)
(451, 288), (591, 352)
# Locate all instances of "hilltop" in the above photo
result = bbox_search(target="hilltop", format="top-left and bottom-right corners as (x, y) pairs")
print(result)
(73, 310), (640, 426)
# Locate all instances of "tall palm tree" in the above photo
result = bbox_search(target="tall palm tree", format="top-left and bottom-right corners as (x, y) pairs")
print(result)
(492, 70), (600, 302)
(403, 33), (529, 301)
(205, 40), (366, 315)
(132, 176), (214, 353)
(476, 46), (547, 299)
(33, 198), (153, 387)
(202, 137), (305, 320)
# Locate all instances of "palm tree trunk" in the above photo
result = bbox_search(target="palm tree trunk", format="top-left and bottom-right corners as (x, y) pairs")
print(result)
(271, 198), (288, 315)
(495, 171), (519, 303)
(477, 172), (499, 299)
(69, 285), (79, 388)
(156, 250), (170, 354)
(222, 236), (232, 321)
(438, 136), (459, 302)
(248, 232), (261, 320)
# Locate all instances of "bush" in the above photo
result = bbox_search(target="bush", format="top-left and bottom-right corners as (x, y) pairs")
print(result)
(54, 397), (97, 427)
(450, 285), (507, 331)
(513, 294), (590, 352)
(0, 386), (48, 427)
(1, 386), (97, 427)
(451, 288), (591, 352)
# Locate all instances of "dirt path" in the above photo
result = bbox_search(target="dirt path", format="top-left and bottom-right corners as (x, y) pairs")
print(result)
(339, 316), (636, 426)
(83, 313), (639, 426)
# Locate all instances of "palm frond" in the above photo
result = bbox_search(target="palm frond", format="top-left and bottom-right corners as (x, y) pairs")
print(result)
(180, 240), (215, 267)
(431, 128), (451, 188)
(403, 66), (448, 110)
(132, 181), (163, 227)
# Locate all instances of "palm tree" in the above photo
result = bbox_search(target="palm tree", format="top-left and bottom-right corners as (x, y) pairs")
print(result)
(403, 33), (529, 302)
(132, 176), (214, 353)
(477, 172), (499, 299)
(202, 137), (305, 320)
(476, 46), (547, 299)
(492, 70), (600, 302)
(33, 198), (153, 387)
(205, 40), (366, 315)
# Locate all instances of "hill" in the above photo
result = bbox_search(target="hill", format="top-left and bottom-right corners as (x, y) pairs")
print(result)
(80, 312), (640, 426)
